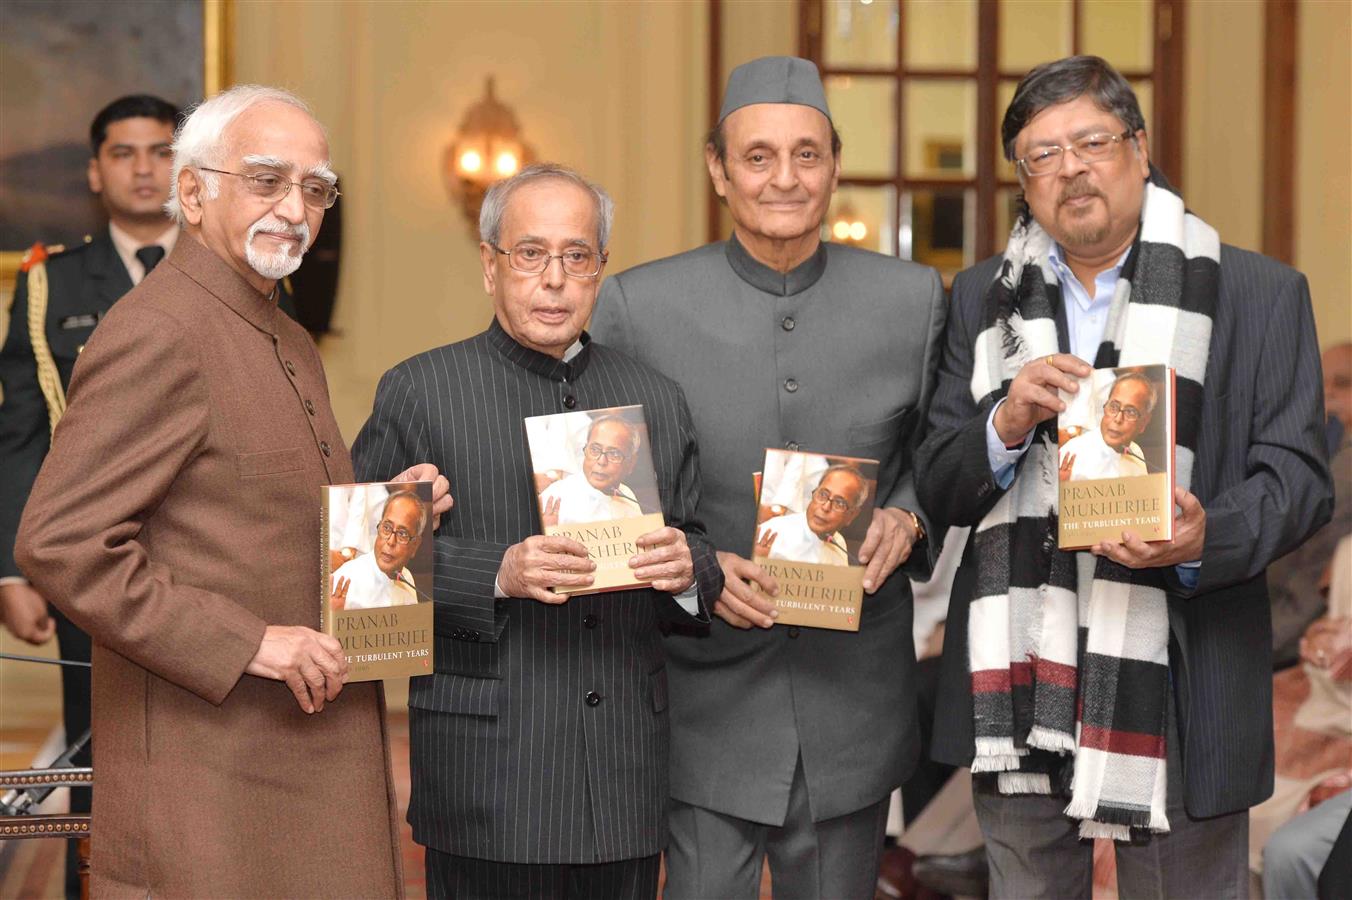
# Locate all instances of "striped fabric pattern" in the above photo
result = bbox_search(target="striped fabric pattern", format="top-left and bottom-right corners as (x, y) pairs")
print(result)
(352, 319), (721, 864)
(965, 171), (1219, 839)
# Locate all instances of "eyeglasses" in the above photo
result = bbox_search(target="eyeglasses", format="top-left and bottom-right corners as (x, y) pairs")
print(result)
(1104, 399), (1144, 422)
(376, 520), (416, 545)
(198, 167), (340, 209)
(583, 443), (629, 465)
(811, 488), (856, 513)
(494, 243), (606, 278)
(1015, 130), (1134, 177)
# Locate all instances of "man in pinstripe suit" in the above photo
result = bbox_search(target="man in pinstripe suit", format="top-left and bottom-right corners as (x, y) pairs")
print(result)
(352, 163), (722, 899)
(916, 57), (1332, 898)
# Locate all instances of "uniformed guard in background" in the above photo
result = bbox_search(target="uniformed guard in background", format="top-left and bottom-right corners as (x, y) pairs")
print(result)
(0, 93), (182, 900)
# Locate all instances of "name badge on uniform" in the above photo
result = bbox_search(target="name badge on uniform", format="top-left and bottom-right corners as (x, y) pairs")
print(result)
(59, 313), (99, 330)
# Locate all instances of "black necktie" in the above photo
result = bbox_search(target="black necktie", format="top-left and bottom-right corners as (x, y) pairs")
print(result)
(135, 245), (165, 275)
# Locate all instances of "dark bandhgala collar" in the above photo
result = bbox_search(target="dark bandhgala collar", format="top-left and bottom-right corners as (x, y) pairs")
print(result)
(486, 317), (593, 383)
(166, 234), (279, 335)
(725, 232), (828, 297)
(85, 229), (134, 301)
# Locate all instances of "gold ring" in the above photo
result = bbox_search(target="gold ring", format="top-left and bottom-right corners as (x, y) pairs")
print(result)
(1045, 355), (1055, 367)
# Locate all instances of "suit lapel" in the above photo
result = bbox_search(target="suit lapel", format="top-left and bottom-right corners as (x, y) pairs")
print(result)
(84, 231), (134, 311)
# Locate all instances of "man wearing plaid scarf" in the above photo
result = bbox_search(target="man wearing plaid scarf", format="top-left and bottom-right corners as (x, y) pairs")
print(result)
(916, 56), (1332, 898)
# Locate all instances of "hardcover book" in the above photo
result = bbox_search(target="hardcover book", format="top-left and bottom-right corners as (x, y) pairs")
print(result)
(321, 480), (434, 680)
(524, 404), (665, 594)
(1057, 364), (1176, 550)
(750, 448), (880, 632)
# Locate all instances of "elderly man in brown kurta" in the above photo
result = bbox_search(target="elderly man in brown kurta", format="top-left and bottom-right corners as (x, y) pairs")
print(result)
(16, 85), (447, 898)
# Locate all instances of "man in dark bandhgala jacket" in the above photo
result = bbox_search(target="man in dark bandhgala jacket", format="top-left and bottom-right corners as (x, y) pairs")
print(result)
(353, 163), (722, 900)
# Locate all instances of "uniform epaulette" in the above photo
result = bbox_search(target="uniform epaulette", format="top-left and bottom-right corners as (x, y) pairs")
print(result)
(18, 241), (79, 272)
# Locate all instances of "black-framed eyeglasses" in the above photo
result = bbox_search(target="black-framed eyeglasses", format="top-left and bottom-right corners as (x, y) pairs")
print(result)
(1104, 399), (1144, 422)
(198, 167), (340, 209)
(811, 488), (856, 513)
(583, 443), (628, 464)
(376, 520), (416, 545)
(1015, 130), (1134, 177)
(494, 242), (606, 278)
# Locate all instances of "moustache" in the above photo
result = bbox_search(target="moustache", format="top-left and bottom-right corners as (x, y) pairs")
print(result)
(247, 216), (311, 248)
(1058, 177), (1104, 206)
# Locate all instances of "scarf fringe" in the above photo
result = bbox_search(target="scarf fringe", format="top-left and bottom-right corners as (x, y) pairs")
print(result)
(972, 737), (1025, 773)
(1077, 820), (1132, 841)
(1027, 725), (1077, 754)
(998, 772), (1052, 795)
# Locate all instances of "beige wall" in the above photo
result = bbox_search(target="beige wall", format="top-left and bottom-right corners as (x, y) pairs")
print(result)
(1296, 0), (1352, 346)
(229, 0), (1349, 443)
(234, 0), (710, 439)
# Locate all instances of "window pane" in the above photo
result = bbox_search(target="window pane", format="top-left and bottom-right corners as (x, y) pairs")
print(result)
(998, 0), (1073, 74)
(903, 80), (976, 179)
(823, 0), (899, 69)
(1130, 79), (1153, 135)
(994, 187), (1025, 251)
(996, 79), (1020, 182)
(901, 187), (972, 271)
(825, 185), (897, 256)
(1081, 0), (1154, 71)
(903, 0), (977, 71)
(826, 75), (897, 178)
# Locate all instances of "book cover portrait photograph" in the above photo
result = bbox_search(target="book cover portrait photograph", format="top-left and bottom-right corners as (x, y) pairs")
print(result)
(321, 480), (434, 679)
(1057, 365), (1177, 549)
(752, 449), (880, 631)
(524, 404), (665, 593)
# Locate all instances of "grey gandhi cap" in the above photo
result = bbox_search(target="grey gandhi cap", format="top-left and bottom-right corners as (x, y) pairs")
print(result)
(717, 56), (833, 125)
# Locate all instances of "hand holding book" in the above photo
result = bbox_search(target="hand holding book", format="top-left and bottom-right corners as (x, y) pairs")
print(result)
(713, 550), (780, 630)
(1089, 485), (1207, 570)
(995, 352), (1093, 446)
(499, 534), (596, 604)
(856, 506), (919, 593)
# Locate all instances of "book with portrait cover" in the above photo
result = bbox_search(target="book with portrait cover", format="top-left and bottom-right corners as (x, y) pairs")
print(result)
(750, 448), (880, 632)
(320, 480), (434, 680)
(1057, 364), (1176, 550)
(524, 404), (666, 595)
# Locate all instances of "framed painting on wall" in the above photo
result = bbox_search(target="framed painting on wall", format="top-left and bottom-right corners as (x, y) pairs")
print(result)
(0, 0), (231, 295)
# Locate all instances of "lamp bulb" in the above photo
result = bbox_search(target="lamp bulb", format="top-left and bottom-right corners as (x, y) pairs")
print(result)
(459, 150), (483, 174)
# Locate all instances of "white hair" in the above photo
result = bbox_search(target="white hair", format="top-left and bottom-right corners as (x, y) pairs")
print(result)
(479, 162), (614, 250)
(165, 84), (318, 226)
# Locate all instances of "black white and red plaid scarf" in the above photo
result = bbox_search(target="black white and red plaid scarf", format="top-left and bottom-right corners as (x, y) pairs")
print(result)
(967, 167), (1218, 839)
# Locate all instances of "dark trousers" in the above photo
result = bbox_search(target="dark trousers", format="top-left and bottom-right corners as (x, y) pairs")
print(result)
(54, 607), (91, 900)
(901, 655), (956, 824)
(973, 686), (1248, 899)
(664, 754), (890, 900)
(425, 848), (659, 900)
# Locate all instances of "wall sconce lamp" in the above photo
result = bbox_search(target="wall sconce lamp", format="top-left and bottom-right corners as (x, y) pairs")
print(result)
(443, 76), (535, 232)
(829, 206), (869, 244)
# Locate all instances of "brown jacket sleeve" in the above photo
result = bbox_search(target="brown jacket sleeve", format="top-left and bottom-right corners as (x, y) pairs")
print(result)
(15, 302), (266, 705)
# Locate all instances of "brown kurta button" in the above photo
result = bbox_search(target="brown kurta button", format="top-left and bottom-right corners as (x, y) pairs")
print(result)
(305, 399), (316, 416)
(320, 441), (331, 457)
(285, 360), (296, 376)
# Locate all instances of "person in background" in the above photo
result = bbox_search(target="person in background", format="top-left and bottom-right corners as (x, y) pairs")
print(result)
(0, 93), (178, 900)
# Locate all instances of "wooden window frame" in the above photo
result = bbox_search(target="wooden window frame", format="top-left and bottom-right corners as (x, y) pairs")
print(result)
(792, 0), (1186, 269)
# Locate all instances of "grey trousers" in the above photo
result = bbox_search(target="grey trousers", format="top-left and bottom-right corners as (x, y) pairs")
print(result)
(1262, 789), (1352, 900)
(973, 691), (1249, 899)
(663, 756), (890, 900)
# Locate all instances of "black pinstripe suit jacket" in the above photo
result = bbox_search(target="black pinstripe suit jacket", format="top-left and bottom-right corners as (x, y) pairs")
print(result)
(917, 246), (1333, 819)
(352, 319), (721, 864)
